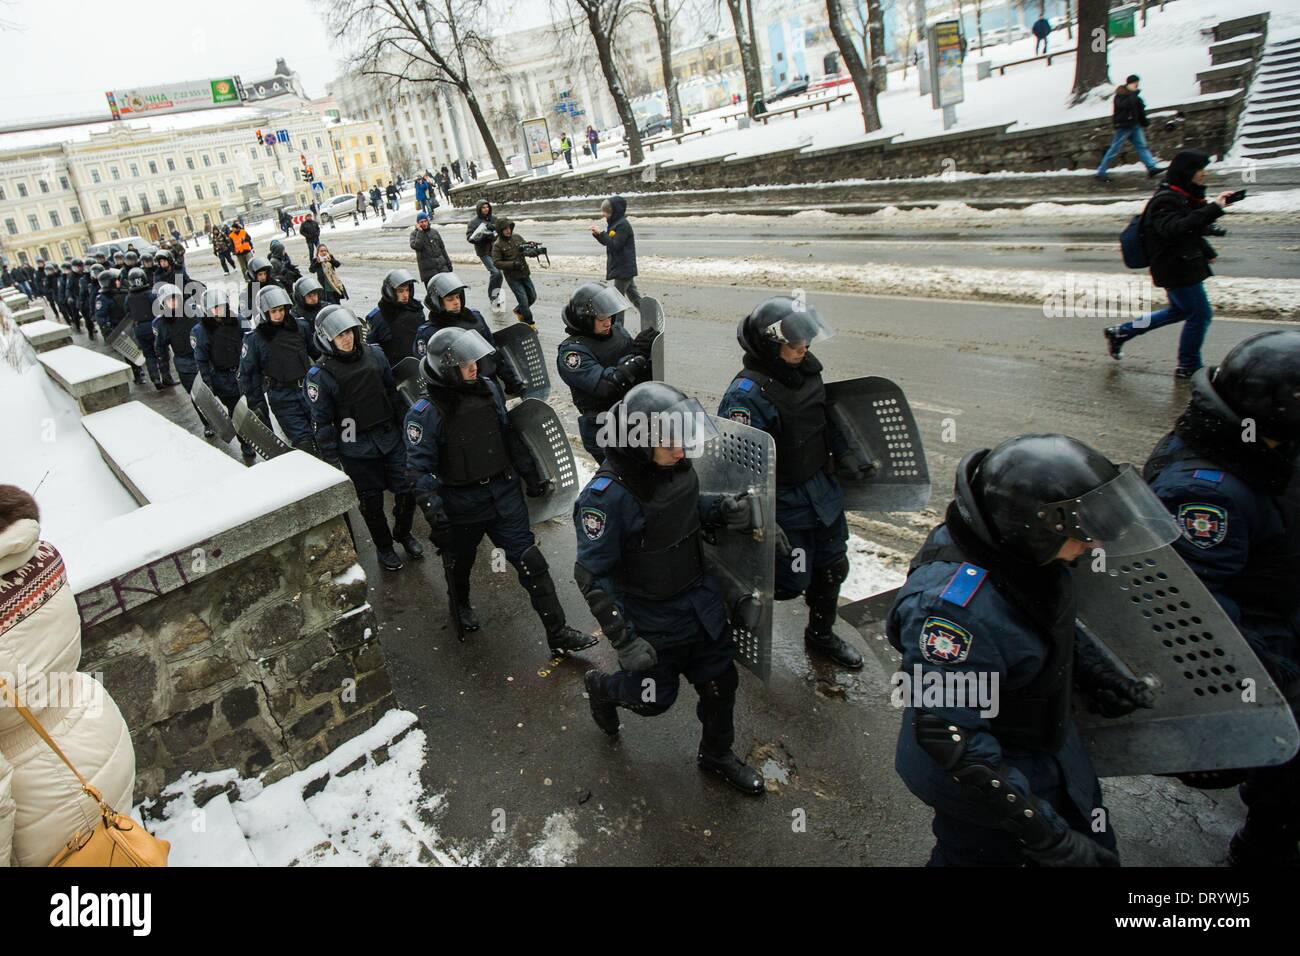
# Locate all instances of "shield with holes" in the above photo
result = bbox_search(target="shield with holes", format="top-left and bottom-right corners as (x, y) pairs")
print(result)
(1069, 548), (1300, 777)
(508, 398), (579, 525)
(392, 356), (423, 408)
(191, 375), (236, 443)
(492, 322), (551, 401)
(825, 377), (930, 513)
(639, 295), (665, 381)
(694, 415), (776, 682)
(232, 395), (292, 460)
(106, 316), (145, 367)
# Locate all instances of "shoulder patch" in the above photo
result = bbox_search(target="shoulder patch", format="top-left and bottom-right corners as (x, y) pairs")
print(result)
(580, 507), (607, 540)
(1177, 503), (1228, 549)
(940, 563), (986, 608)
(1192, 468), (1224, 484)
(726, 406), (750, 426)
(305, 380), (320, 403)
(412, 398), (430, 413)
(406, 420), (424, 445)
(564, 351), (582, 369)
(737, 377), (754, 392)
(240, 341), (249, 358)
(919, 616), (974, 665)
(590, 476), (612, 493)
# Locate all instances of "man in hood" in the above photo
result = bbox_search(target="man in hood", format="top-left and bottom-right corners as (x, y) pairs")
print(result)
(466, 199), (504, 310)
(591, 195), (641, 317)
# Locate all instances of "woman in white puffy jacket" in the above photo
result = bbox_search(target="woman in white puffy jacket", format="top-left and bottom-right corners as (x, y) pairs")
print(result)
(0, 485), (135, 866)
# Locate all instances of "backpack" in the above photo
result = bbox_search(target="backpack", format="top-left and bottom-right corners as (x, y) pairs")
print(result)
(1120, 203), (1150, 269)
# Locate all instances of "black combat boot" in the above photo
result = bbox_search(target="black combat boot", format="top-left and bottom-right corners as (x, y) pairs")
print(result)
(583, 670), (621, 736)
(514, 545), (598, 653)
(448, 561), (479, 632)
(391, 493), (424, 559)
(360, 495), (402, 571)
(804, 557), (863, 670)
(695, 669), (764, 795)
(698, 749), (764, 795)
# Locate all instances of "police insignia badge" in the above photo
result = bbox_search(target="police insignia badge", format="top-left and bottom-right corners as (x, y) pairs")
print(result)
(564, 351), (581, 370)
(919, 616), (973, 665)
(1177, 503), (1228, 549)
(305, 381), (319, 402)
(726, 406), (750, 426)
(406, 421), (423, 445)
(580, 507), (606, 540)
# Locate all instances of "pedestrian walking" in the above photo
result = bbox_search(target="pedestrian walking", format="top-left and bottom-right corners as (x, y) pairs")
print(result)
(466, 199), (503, 310)
(586, 125), (599, 159)
(560, 132), (573, 169)
(228, 220), (254, 279)
(409, 211), (451, 286)
(591, 195), (641, 315)
(356, 189), (368, 220)
(310, 242), (348, 304)
(491, 219), (537, 326)
(1104, 150), (1238, 378)
(1097, 75), (1163, 182)
(300, 212), (322, 262)
(1032, 15), (1052, 56)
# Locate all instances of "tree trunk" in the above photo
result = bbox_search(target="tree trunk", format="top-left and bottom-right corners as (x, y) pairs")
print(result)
(826, 0), (881, 133)
(586, 7), (644, 165)
(1071, 0), (1110, 101)
(1140, 0), (1148, 27)
(460, 87), (508, 180)
(725, 0), (766, 116)
(867, 0), (888, 92)
(1065, 0), (1074, 39)
(650, 2), (685, 135)
(975, 0), (984, 51)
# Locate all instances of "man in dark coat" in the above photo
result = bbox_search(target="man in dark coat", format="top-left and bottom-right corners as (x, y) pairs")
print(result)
(591, 195), (641, 315)
(1097, 75), (1162, 181)
(409, 212), (451, 286)
(299, 213), (322, 262)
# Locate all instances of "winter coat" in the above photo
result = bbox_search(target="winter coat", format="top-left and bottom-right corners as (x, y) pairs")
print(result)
(1143, 183), (1223, 289)
(299, 219), (321, 242)
(0, 519), (136, 867)
(492, 226), (530, 279)
(409, 226), (452, 285)
(229, 226), (252, 255)
(466, 203), (498, 256)
(1032, 17), (1051, 39)
(1113, 89), (1149, 128)
(593, 195), (637, 279)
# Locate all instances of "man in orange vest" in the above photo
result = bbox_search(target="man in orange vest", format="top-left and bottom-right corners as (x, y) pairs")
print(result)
(228, 221), (254, 279)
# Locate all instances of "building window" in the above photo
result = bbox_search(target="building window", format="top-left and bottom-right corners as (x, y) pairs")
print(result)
(17, 252), (27, 266)
(49, 211), (61, 227)
(90, 169), (101, 184)
(39, 245), (51, 259)
(370, 151), (378, 164)
(157, 189), (168, 206)
(99, 200), (111, 216)
(185, 156), (195, 170)
(139, 194), (150, 213)
(59, 176), (70, 190)
(218, 151), (227, 164)
(120, 197), (130, 213)
(128, 226), (139, 237)
(60, 242), (71, 258)
(70, 207), (81, 224)
(17, 182), (28, 197)
(209, 181), (218, 196)
(226, 178), (234, 192)
(79, 239), (88, 253)
(3, 219), (15, 235)
(129, 163), (139, 177)
(179, 187), (188, 204)
(0, 185), (5, 199)
(301, 138), (308, 150)
(250, 147), (258, 160)
(167, 158), (176, 171)
(202, 153), (211, 167)
(366, 135), (374, 145)
(195, 183), (204, 199)
(108, 231), (118, 241)
(315, 136), (323, 148)
(320, 162), (329, 175)
(257, 173), (267, 187)
(38, 179), (49, 193)
(26, 214), (38, 231)
(148, 160), (158, 174)
(166, 218), (176, 233)
(265, 145), (274, 159)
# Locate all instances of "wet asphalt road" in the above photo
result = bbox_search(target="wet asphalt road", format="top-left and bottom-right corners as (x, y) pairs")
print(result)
(85, 205), (1294, 865)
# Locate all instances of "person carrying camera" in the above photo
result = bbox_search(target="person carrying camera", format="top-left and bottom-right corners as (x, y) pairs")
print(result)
(1103, 150), (1241, 378)
(491, 219), (538, 327)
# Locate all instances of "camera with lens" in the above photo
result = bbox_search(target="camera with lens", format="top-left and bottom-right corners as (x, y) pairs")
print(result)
(520, 241), (550, 267)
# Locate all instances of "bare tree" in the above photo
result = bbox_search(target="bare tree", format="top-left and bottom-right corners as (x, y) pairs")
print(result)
(642, 0), (687, 135)
(720, 0), (766, 116)
(826, 0), (883, 132)
(556, 0), (647, 165)
(1071, 0), (1110, 103)
(974, 0), (984, 52)
(322, 0), (509, 179)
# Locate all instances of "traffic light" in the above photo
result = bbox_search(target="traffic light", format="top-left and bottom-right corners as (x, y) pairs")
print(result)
(256, 130), (264, 145)
(305, 165), (314, 183)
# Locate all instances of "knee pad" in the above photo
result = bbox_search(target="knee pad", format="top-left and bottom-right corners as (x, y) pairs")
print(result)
(816, 554), (850, 588)
(697, 663), (739, 701)
(517, 544), (548, 577)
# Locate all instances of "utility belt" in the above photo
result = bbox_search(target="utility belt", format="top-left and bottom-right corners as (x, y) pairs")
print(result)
(442, 467), (514, 489)
(265, 376), (305, 391)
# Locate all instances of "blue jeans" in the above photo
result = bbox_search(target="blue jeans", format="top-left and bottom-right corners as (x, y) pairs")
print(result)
(1098, 125), (1158, 175)
(478, 254), (503, 299)
(1116, 282), (1212, 372)
(506, 275), (536, 324)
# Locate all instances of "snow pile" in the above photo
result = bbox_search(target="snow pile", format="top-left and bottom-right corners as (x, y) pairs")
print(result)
(143, 709), (463, 867)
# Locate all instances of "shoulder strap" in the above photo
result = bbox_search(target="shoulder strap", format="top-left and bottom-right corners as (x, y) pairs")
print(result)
(0, 676), (101, 803)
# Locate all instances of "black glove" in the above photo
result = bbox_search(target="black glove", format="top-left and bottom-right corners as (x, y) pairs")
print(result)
(1075, 642), (1156, 718)
(418, 498), (453, 550)
(631, 327), (658, 355)
(1023, 828), (1120, 867)
(613, 634), (657, 672)
(618, 353), (651, 383)
(716, 493), (751, 530)
(607, 366), (634, 390)
(773, 524), (793, 557)
(834, 448), (877, 482)
(503, 377), (526, 398)
(525, 476), (552, 498)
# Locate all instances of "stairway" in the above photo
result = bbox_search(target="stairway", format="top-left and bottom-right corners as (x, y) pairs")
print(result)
(1238, 36), (1300, 160)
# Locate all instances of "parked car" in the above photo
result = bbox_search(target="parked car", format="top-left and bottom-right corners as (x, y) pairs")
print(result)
(87, 239), (160, 259)
(318, 193), (359, 224)
(768, 78), (810, 104)
(637, 114), (673, 138)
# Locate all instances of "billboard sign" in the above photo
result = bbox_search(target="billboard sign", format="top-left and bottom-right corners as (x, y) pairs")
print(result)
(927, 19), (965, 110)
(106, 77), (242, 120)
(521, 116), (555, 170)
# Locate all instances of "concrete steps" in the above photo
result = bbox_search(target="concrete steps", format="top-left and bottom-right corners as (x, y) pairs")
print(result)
(1235, 34), (1300, 160)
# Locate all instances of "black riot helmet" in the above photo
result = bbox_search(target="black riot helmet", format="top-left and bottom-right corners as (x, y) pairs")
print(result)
(111, 249), (125, 263)
(98, 268), (120, 291)
(956, 434), (1179, 566)
(202, 286), (232, 318)
(154, 282), (183, 318)
(256, 285), (294, 324)
(123, 249), (139, 268)
(563, 281), (633, 335)
(293, 275), (324, 309)
(126, 267), (148, 291)
(381, 268), (418, 303)
(89, 263), (105, 280)
(315, 304), (364, 358)
(71, 257), (84, 269)
(1209, 330), (1300, 442)
(154, 249), (173, 269)
(427, 271), (468, 310)
(737, 295), (834, 365)
(248, 255), (273, 281)
(603, 381), (719, 466)
(421, 326), (494, 387)
(44, 263), (57, 275)
(141, 252), (155, 267)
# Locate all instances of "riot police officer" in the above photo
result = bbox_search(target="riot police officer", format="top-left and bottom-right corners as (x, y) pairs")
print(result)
(31, 257), (47, 300)
(366, 268), (425, 369)
(124, 267), (172, 388)
(243, 255), (276, 326)
(268, 238), (302, 288)
(122, 248), (140, 278)
(64, 258), (88, 333)
(404, 326), (594, 654)
(556, 281), (654, 463)
(194, 287), (256, 464)
(307, 305), (423, 572)
(81, 264), (102, 339)
(719, 298), (871, 669)
(416, 271), (524, 396)
(576, 382), (765, 795)
(152, 282), (211, 437)
(93, 268), (124, 343)
(888, 435), (1179, 865)
(1143, 330), (1300, 866)
(292, 275), (327, 329)
(55, 261), (74, 324)
(238, 285), (318, 454)
(152, 248), (189, 291)
(140, 252), (157, 286)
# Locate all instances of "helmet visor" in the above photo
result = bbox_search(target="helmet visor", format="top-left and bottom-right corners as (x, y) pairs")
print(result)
(606, 395), (720, 457)
(441, 329), (495, 369)
(587, 285), (634, 322)
(763, 306), (834, 348)
(1039, 465), (1180, 557)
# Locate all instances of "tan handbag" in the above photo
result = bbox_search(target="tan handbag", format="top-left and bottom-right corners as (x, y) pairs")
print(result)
(0, 677), (169, 867)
